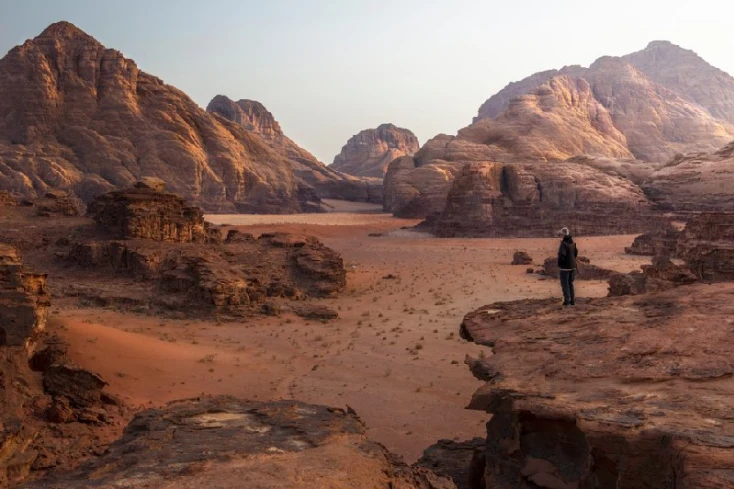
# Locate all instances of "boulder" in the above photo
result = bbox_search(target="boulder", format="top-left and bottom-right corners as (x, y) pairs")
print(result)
(384, 156), (462, 218)
(23, 396), (457, 489)
(511, 252), (533, 265)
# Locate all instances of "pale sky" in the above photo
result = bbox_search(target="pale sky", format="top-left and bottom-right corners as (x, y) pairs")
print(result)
(2, 0), (734, 163)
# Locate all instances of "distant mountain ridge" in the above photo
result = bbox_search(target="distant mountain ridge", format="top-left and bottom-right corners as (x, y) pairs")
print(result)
(474, 40), (734, 163)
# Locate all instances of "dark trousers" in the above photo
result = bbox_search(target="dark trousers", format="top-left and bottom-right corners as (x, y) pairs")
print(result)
(560, 270), (575, 304)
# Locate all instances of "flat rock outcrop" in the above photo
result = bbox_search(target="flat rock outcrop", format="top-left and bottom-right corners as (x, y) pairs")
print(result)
(207, 95), (383, 204)
(331, 124), (420, 178)
(25, 396), (456, 489)
(433, 162), (651, 237)
(625, 227), (681, 256)
(0, 22), (312, 213)
(460, 285), (734, 488)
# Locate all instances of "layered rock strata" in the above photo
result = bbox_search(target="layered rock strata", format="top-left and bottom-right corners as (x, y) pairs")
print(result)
(460, 286), (734, 488)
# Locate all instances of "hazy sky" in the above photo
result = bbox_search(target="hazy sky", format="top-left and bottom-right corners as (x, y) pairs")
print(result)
(2, 0), (734, 163)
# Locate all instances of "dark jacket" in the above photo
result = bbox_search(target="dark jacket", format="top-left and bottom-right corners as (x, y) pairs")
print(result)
(557, 235), (578, 270)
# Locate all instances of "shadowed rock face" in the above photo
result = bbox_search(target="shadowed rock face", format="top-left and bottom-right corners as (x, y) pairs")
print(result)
(331, 124), (420, 178)
(0, 22), (314, 213)
(433, 162), (651, 237)
(460, 285), (734, 488)
(0, 245), (126, 487)
(475, 41), (734, 163)
(207, 95), (383, 204)
(0, 244), (48, 349)
(24, 396), (456, 489)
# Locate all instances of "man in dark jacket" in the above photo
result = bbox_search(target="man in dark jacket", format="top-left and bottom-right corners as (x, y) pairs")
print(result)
(557, 227), (578, 306)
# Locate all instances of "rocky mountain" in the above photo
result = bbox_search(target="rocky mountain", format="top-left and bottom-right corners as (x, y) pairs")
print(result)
(0, 22), (319, 213)
(622, 40), (734, 123)
(331, 124), (420, 178)
(207, 95), (383, 204)
(475, 41), (734, 163)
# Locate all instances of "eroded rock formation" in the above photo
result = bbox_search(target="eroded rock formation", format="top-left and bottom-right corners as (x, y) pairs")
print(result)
(24, 396), (456, 489)
(207, 95), (383, 204)
(331, 124), (420, 178)
(0, 22), (314, 213)
(460, 286), (734, 488)
(0, 246), (125, 487)
(60, 184), (346, 317)
(433, 162), (651, 237)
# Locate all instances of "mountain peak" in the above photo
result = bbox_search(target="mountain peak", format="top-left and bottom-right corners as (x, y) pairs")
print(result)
(645, 40), (677, 49)
(38, 21), (92, 40)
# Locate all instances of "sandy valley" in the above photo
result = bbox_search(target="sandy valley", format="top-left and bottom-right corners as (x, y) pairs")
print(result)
(49, 202), (649, 462)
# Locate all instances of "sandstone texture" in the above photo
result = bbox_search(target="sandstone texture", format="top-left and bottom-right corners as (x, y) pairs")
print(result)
(461, 285), (734, 488)
(0, 246), (126, 488)
(331, 124), (420, 178)
(24, 396), (456, 489)
(475, 41), (734, 163)
(207, 95), (383, 204)
(433, 162), (651, 237)
(0, 22), (314, 213)
(0, 244), (49, 349)
(417, 439), (486, 489)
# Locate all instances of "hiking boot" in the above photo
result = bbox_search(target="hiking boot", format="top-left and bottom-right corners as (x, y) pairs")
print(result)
(570, 301), (575, 306)
(562, 301), (569, 307)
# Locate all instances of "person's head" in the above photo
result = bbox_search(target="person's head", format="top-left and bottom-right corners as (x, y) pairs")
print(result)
(559, 227), (570, 237)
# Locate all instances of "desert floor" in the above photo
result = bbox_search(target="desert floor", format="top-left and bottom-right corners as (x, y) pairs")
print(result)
(50, 201), (650, 461)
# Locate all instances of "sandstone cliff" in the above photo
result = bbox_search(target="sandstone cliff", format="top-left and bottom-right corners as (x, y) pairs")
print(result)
(0, 22), (315, 213)
(331, 124), (420, 178)
(207, 95), (383, 204)
(433, 162), (651, 237)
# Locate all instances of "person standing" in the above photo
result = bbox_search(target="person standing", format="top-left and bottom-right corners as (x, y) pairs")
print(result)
(557, 227), (578, 306)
